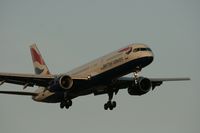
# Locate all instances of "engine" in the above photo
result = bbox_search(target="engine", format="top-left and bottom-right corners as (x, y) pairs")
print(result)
(128, 77), (152, 95)
(51, 75), (74, 90)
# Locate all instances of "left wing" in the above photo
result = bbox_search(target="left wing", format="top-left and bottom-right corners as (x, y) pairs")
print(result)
(115, 77), (190, 90)
(148, 77), (191, 89)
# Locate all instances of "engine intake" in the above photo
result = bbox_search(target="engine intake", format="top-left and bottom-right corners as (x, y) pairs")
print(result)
(128, 77), (151, 95)
(59, 75), (73, 90)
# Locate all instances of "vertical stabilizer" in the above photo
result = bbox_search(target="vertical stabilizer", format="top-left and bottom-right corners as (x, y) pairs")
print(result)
(30, 44), (51, 75)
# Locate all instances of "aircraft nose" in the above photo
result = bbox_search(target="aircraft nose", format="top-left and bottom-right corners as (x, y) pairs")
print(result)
(148, 55), (154, 64)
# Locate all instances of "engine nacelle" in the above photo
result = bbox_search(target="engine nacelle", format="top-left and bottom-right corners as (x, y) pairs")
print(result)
(50, 75), (74, 91)
(128, 77), (151, 95)
(59, 75), (73, 90)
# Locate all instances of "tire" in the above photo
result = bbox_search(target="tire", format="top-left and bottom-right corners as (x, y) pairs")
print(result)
(109, 106), (113, 110)
(104, 103), (108, 110)
(67, 100), (72, 107)
(65, 105), (69, 109)
(112, 101), (116, 108)
(60, 102), (65, 109)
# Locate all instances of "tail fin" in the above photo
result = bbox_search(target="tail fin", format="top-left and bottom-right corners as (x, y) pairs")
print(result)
(30, 44), (51, 75)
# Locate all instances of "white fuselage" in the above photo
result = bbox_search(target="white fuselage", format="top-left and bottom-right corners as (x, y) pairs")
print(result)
(67, 43), (153, 78)
(32, 43), (154, 102)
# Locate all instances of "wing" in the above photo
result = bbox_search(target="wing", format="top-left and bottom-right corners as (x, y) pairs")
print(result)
(149, 77), (191, 89)
(0, 91), (38, 96)
(0, 72), (90, 96)
(115, 77), (190, 90)
(0, 72), (89, 88)
(0, 72), (55, 87)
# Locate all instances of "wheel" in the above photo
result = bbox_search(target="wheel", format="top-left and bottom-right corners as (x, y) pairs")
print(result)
(64, 100), (72, 109)
(67, 100), (72, 107)
(112, 101), (116, 108)
(60, 102), (65, 109)
(109, 105), (113, 110)
(104, 101), (117, 110)
(104, 103), (108, 110)
(65, 105), (69, 109)
(107, 101), (112, 107)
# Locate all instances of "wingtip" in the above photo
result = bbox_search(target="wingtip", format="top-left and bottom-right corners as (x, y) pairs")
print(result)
(181, 77), (191, 80)
(186, 77), (191, 80)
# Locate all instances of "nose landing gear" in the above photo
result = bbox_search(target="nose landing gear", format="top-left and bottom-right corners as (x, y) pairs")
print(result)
(133, 66), (141, 84)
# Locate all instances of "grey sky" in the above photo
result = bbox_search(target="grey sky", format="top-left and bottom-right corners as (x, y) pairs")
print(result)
(0, 0), (199, 133)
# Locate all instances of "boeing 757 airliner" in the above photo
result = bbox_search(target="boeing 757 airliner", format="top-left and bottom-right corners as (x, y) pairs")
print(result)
(0, 43), (190, 110)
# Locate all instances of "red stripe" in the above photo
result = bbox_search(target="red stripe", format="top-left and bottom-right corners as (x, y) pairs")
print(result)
(31, 48), (44, 65)
(118, 47), (131, 53)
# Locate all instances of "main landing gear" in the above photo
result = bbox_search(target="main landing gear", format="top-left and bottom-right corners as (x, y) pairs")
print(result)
(60, 92), (72, 109)
(104, 92), (117, 110)
(60, 99), (72, 109)
(104, 66), (141, 110)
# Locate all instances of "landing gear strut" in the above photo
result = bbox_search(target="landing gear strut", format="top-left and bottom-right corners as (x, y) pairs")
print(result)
(60, 92), (72, 109)
(104, 91), (117, 110)
(133, 66), (141, 84)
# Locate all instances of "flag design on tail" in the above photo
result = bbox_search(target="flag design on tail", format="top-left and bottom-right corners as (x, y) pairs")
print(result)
(30, 44), (50, 75)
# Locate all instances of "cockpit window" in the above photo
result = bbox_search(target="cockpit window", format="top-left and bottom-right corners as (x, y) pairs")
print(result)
(133, 47), (152, 52)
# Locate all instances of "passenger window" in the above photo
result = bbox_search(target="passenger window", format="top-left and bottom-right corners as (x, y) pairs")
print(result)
(133, 48), (138, 52)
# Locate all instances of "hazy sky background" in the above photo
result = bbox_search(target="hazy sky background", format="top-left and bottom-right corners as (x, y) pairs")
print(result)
(0, 0), (199, 133)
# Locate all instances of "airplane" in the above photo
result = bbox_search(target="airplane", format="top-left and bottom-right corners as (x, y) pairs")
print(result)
(0, 43), (190, 110)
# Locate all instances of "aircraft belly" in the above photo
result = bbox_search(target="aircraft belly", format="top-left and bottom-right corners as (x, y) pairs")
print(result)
(33, 91), (63, 103)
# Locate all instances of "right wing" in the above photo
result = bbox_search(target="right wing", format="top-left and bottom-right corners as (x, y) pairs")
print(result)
(0, 72), (89, 87)
(0, 91), (38, 96)
(0, 72), (55, 87)
(0, 72), (89, 96)
(0, 73), (54, 96)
